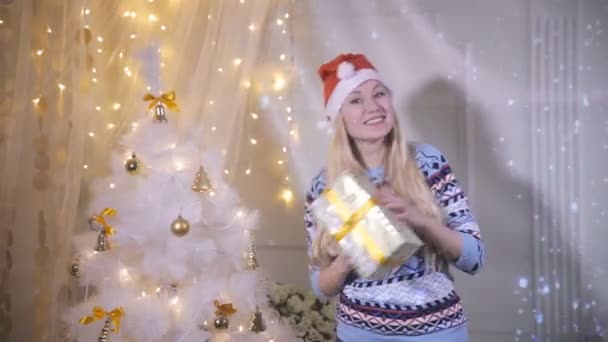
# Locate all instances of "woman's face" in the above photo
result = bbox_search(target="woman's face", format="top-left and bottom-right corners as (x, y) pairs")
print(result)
(339, 80), (395, 142)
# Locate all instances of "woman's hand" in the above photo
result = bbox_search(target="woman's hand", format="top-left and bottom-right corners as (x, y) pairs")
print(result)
(374, 185), (463, 261)
(318, 250), (353, 297)
(332, 251), (353, 275)
(374, 185), (436, 232)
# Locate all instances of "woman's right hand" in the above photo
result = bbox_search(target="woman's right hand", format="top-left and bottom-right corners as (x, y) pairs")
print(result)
(333, 251), (353, 275)
(318, 251), (354, 297)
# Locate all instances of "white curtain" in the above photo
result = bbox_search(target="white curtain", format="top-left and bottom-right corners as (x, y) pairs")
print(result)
(0, 0), (606, 341)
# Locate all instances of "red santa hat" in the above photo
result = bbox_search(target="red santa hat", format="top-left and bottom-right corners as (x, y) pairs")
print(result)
(318, 53), (383, 121)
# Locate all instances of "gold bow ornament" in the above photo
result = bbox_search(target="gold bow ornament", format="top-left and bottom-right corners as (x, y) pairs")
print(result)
(143, 91), (180, 112)
(79, 306), (125, 333)
(88, 208), (117, 236)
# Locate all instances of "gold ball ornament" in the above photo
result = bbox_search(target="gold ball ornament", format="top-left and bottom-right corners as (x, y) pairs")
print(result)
(213, 316), (230, 330)
(170, 215), (190, 237)
(124, 154), (141, 175)
(69, 258), (81, 277)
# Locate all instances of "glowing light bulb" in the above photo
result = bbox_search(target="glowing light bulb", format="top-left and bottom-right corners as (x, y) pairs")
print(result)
(211, 126), (217, 131)
(233, 58), (242, 66)
(277, 160), (284, 165)
(88, 132), (95, 137)
(286, 107), (292, 113)
(92, 78), (98, 83)
(250, 138), (257, 145)
(282, 146), (287, 153)
(46, 25), (51, 33)
(249, 24), (256, 31)
(141, 291), (147, 297)
(243, 80), (252, 88)
(175, 161), (184, 171)
(245, 169), (251, 175)
(217, 67), (223, 72)
(83, 164), (88, 169)
(92, 67), (97, 73)
(110, 183), (115, 189)
(209, 100), (215, 105)
(287, 116), (292, 121)
(97, 48), (103, 54)
(170, 297), (179, 305)
(280, 54), (286, 60)
(281, 189), (293, 203)
(284, 13), (289, 18)
(160, 25), (167, 31)
(97, 36), (103, 42)
(239, 326), (244, 332)
(251, 113), (258, 119)
(107, 123), (115, 129)
(276, 19), (284, 25)
(224, 169), (229, 175)
(149, 14), (158, 22)
(36, 49), (44, 56)
(96, 106), (101, 111)
(32, 97), (40, 105)
(289, 130), (296, 136)
(83, 8), (90, 15)
(130, 34), (137, 39)
(169, 143), (177, 149)
(112, 103), (121, 110)
(124, 67), (132, 77)
(156, 287), (161, 293)
(273, 76), (286, 91)
(58, 83), (66, 91)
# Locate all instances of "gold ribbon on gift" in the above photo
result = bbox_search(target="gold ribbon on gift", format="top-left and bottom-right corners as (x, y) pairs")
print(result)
(92, 208), (117, 236)
(79, 306), (125, 333)
(324, 189), (387, 263)
(214, 300), (237, 316)
(143, 91), (181, 112)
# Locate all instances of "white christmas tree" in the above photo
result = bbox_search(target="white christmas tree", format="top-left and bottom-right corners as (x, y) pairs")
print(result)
(64, 98), (293, 342)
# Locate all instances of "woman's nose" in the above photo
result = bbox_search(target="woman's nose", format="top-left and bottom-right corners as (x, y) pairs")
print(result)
(364, 98), (381, 112)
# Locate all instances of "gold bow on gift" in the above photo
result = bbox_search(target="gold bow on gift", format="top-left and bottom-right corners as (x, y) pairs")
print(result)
(143, 91), (180, 112)
(214, 300), (237, 317)
(79, 306), (125, 333)
(324, 189), (387, 264)
(90, 208), (117, 236)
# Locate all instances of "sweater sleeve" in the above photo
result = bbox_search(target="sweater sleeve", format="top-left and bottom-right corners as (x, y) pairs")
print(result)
(420, 144), (486, 275)
(304, 170), (332, 301)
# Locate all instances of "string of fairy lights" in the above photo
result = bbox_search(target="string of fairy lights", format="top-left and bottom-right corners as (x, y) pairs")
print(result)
(244, 10), (296, 206)
(31, 0), (295, 211)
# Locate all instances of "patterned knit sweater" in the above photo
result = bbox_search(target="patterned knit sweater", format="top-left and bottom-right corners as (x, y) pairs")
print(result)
(304, 143), (485, 338)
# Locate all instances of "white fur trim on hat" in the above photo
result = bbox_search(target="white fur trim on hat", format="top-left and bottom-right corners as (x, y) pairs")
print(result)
(325, 68), (382, 121)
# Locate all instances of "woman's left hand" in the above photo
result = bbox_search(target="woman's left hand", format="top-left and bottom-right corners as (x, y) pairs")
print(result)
(374, 186), (435, 232)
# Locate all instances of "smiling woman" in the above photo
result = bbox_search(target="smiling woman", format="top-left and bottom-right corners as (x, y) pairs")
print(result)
(304, 53), (485, 341)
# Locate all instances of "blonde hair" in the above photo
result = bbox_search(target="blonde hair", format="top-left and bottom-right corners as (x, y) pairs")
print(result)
(311, 114), (442, 268)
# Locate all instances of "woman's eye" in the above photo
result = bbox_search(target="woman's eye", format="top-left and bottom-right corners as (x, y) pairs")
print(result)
(349, 98), (363, 104)
(374, 91), (386, 98)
